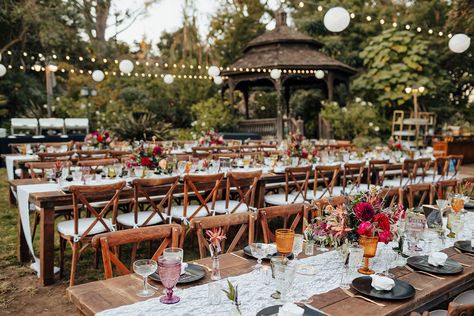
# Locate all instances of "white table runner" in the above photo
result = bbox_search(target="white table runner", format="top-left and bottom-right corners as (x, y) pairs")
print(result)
(5, 155), (38, 180)
(97, 212), (474, 316)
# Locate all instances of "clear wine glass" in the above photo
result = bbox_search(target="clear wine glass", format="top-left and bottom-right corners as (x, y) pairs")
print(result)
(133, 259), (158, 297)
(249, 243), (270, 270)
(177, 161), (187, 175)
(292, 234), (304, 259)
(158, 256), (181, 304)
(317, 232), (328, 252)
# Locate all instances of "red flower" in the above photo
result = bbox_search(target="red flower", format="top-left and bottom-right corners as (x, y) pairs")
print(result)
(357, 221), (373, 237)
(378, 230), (392, 243)
(130, 155), (136, 161)
(354, 202), (375, 222)
(153, 146), (163, 156)
(96, 134), (103, 143)
(373, 213), (390, 231)
(140, 157), (152, 166)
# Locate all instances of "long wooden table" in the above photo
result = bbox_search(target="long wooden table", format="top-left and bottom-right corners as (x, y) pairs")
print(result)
(67, 248), (474, 316)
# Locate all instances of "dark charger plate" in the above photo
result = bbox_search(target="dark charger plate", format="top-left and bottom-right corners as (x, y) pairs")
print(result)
(243, 245), (294, 260)
(257, 304), (325, 316)
(149, 263), (206, 284)
(407, 255), (463, 275)
(351, 276), (416, 300)
(454, 240), (474, 254)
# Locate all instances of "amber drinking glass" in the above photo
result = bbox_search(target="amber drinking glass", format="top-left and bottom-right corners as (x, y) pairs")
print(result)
(357, 236), (379, 275)
(275, 229), (295, 256)
(451, 197), (464, 214)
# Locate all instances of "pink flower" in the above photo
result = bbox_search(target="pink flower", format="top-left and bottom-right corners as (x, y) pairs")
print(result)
(357, 221), (373, 237)
(354, 202), (375, 221)
(378, 230), (392, 243)
(373, 213), (390, 231)
(153, 146), (163, 156)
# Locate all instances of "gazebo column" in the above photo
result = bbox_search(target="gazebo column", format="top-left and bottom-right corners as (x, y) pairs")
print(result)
(284, 85), (291, 117)
(275, 79), (284, 141)
(243, 88), (250, 119)
(227, 78), (235, 107)
(326, 72), (334, 101)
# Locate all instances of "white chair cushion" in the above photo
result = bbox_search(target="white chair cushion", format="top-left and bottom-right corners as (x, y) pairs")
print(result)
(137, 195), (166, 203)
(207, 200), (249, 214)
(305, 190), (330, 201)
(116, 211), (164, 227)
(265, 193), (305, 206)
(57, 217), (112, 237)
(383, 178), (404, 187)
(90, 199), (131, 208)
(170, 204), (211, 219)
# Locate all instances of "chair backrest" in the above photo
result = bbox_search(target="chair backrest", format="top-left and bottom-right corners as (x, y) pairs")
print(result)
(415, 157), (432, 182)
(401, 159), (419, 186)
(69, 181), (126, 242)
(313, 164), (340, 199)
(378, 187), (403, 208)
(312, 196), (348, 219)
(131, 176), (180, 226)
(447, 155), (463, 179)
(447, 301), (474, 316)
(342, 162), (365, 193)
(224, 170), (262, 213)
(191, 147), (213, 159)
(76, 150), (111, 160)
(285, 166), (311, 202)
(406, 183), (433, 209)
(38, 151), (74, 161)
(435, 179), (458, 199)
(26, 161), (72, 178)
(77, 158), (118, 171)
(368, 159), (389, 186)
(91, 224), (182, 279)
(259, 203), (309, 243)
(182, 173), (225, 219)
(433, 157), (450, 181)
(191, 212), (256, 259)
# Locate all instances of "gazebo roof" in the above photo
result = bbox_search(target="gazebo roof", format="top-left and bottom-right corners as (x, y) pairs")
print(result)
(223, 10), (357, 76)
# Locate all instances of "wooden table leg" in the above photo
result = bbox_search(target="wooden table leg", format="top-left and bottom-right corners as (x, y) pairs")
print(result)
(17, 208), (30, 262)
(9, 185), (16, 207)
(255, 179), (266, 209)
(40, 205), (55, 286)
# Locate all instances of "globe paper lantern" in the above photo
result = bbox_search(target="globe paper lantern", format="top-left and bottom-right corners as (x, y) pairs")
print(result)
(208, 65), (220, 77)
(119, 59), (134, 74)
(92, 70), (105, 82)
(323, 7), (350, 33)
(213, 76), (223, 85)
(164, 74), (174, 84)
(270, 69), (281, 79)
(449, 34), (471, 53)
(315, 70), (325, 79)
(0, 64), (6, 77)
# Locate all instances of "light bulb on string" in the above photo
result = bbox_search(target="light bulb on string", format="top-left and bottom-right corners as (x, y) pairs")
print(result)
(324, 7), (351, 32)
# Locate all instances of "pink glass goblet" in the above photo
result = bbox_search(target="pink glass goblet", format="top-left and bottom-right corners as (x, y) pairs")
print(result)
(158, 256), (181, 304)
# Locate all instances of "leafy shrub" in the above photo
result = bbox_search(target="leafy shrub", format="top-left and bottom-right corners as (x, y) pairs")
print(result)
(191, 96), (238, 133)
(112, 112), (171, 141)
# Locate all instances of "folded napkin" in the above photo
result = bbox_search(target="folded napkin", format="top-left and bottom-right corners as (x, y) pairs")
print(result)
(471, 239), (474, 248)
(428, 252), (448, 267)
(371, 275), (395, 291)
(278, 303), (304, 316)
(181, 262), (188, 275)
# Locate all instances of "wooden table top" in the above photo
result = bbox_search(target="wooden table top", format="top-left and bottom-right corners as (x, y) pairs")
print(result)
(67, 247), (474, 316)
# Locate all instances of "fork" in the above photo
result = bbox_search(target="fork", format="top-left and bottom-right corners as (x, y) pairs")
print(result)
(404, 265), (445, 280)
(340, 288), (386, 307)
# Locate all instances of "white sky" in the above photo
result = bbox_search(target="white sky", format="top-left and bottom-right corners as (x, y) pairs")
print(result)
(106, 0), (219, 48)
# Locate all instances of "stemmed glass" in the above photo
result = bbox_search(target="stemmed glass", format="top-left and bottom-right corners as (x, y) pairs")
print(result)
(163, 247), (184, 295)
(292, 234), (304, 259)
(158, 256), (181, 304)
(249, 243), (270, 270)
(113, 163), (123, 178)
(133, 259), (158, 297)
(381, 247), (396, 278)
(406, 217), (425, 253)
(177, 161), (187, 176)
(275, 229), (295, 256)
(316, 231), (328, 252)
(220, 158), (231, 173)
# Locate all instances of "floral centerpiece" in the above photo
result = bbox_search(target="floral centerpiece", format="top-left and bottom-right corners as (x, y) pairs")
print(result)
(84, 130), (113, 149)
(286, 132), (318, 163)
(199, 130), (224, 146)
(127, 143), (172, 174)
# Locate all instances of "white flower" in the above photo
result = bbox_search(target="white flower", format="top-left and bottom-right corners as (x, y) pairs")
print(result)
(369, 122), (374, 127)
(355, 97), (362, 103)
(361, 101), (367, 106)
(260, 106), (266, 111)
(342, 107), (348, 112)
(374, 126), (380, 132)
(368, 102), (373, 106)
(201, 122), (206, 127)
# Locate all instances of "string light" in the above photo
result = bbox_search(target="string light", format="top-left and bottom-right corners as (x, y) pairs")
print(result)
(366, 16), (372, 22)
(379, 19), (385, 25)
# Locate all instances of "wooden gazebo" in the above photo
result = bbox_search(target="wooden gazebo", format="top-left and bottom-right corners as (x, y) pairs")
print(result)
(221, 10), (357, 140)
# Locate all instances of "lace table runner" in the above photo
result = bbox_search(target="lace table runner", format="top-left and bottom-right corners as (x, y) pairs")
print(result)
(97, 212), (474, 316)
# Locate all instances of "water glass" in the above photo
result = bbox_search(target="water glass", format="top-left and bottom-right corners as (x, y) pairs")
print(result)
(292, 234), (304, 259)
(133, 259), (158, 297)
(220, 159), (231, 173)
(271, 257), (297, 302)
(340, 265), (351, 289)
(261, 266), (272, 285)
(177, 161), (187, 175)
(113, 163), (123, 178)
(275, 229), (295, 256)
(83, 174), (93, 184)
(158, 256), (181, 304)
(348, 245), (364, 269)
(209, 160), (220, 174)
(304, 241), (314, 256)
(72, 170), (82, 182)
(249, 243), (270, 270)
(134, 166), (144, 178)
(163, 247), (183, 263)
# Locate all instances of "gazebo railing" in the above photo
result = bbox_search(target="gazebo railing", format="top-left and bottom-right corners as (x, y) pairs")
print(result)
(238, 117), (304, 138)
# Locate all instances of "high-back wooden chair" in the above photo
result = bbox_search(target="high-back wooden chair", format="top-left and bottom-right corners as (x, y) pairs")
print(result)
(311, 196), (348, 219)
(434, 179), (458, 200)
(91, 224), (181, 279)
(191, 212), (256, 259)
(431, 157), (450, 182)
(447, 155), (463, 179)
(264, 166), (311, 205)
(38, 151), (74, 161)
(378, 187), (403, 208)
(341, 161), (365, 194)
(259, 203), (309, 243)
(405, 183), (433, 210)
(211, 170), (262, 214)
(77, 158), (118, 172)
(414, 157), (432, 183)
(76, 149), (111, 160)
(306, 164), (340, 201)
(116, 177), (180, 229)
(26, 161), (72, 179)
(191, 147), (213, 159)
(58, 181), (126, 286)
(368, 159), (389, 187)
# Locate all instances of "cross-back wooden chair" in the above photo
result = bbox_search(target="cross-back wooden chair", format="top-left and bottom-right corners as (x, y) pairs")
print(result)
(76, 149), (111, 160)
(191, 147), (213, 159)
(91, 224), (181, 279)
(77, 158), (118, 173)
(461, 177), (474, 196)
(368, 159), (390, 187)
(26, 161), (72, 178)
(414, 157), (432, 183)
(340, 161), (365, 195)
(58, 181), (126, 286)
(306, 164), (340, 201)
(378, 187), (403, 208)
(311, 196), (348, 219)
(191, 212), (256, 259)
(447, 155), (463, 179)
(264, 166), (311, 205)
(431, 157), (450, 182)
(170, 173), (225, 247)
(405, 183), (433, 210)
(259, 203), (309, 243)
(434, 179), (459, 200)
(210, 170), (262, 214)
(38, 151), (74, 161)
(116, 177), (180, 229)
